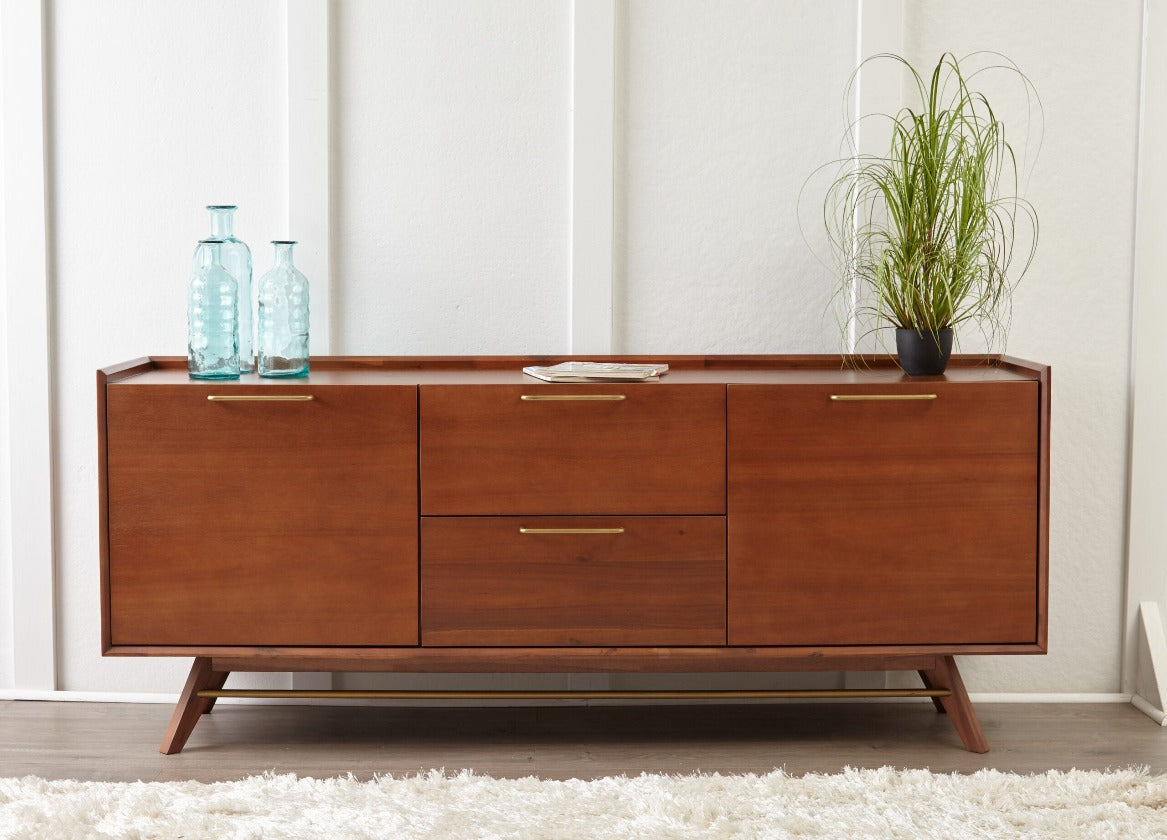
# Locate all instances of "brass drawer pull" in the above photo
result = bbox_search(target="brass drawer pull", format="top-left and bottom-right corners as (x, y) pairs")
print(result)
(520, 394), (626, 402)
(829, 394), (938, 402)
(207, 395), (315, 402)
(519, 527), (625, 535)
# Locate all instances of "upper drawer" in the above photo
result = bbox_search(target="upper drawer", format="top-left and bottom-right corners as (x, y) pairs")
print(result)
(420, 384), (726, 514)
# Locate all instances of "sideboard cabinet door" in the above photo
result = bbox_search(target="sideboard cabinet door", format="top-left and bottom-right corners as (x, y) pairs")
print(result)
(728, 382), (1039, 646)
(106, 384), (418, 646)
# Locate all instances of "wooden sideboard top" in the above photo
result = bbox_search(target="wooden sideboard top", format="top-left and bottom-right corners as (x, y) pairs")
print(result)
(101, 354), (1044, 386)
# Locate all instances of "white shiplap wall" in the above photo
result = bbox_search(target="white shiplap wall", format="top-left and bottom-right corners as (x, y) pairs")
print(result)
(46, 0), (289, 692)
(0, 0), (1152, 699)
(615, 1), (857, 355)
(902, 0), (1143, 693)
(333, 1), (573, 356)
(0, 3), (10, 689)
(0, 0), (10, 687)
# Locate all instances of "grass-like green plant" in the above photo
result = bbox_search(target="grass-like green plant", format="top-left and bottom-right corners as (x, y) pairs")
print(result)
(818, 52), (1040, 360)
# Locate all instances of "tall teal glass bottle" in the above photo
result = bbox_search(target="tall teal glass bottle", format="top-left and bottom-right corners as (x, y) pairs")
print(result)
(187, 239), (240, 380)
(194, 205), (254, 372)
(257, 240), (309, 378)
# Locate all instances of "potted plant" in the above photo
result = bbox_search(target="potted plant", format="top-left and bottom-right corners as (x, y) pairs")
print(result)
(818, 52), (1040, 374)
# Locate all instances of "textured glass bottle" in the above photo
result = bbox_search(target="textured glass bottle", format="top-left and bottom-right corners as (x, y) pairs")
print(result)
(194, 205), (254, 372)
(187, 239), (240, 380)
(257, 240), (310, 377)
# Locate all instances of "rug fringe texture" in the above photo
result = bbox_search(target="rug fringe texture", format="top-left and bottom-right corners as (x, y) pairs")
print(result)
(1, 766), (1166, 839)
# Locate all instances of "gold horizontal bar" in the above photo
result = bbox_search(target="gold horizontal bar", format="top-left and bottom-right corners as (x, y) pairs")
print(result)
(520, 394), (626, 401)
(519, 527), (625, 535)
(522, 394), (630, 401)
(196, 688), (950, 701)
(207, 395), (315, 402)
(830, 394), (938, 402)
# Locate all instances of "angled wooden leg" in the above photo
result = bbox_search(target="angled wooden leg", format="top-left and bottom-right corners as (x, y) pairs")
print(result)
(917, 670), (947, 713)
(160, 657), (229, 754)
(200, 670), (230, 714)
(920, 655), (988, 753)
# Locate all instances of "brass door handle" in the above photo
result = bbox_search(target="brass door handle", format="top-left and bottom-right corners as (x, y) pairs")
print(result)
(519, 527), (625, 535)
(207, 395), (315, 402)
(520, 395), (626, 402)
(829, 394), (938, 401)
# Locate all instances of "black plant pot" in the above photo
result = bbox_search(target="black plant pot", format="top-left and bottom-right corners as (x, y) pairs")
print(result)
(896, 327), (953, 376)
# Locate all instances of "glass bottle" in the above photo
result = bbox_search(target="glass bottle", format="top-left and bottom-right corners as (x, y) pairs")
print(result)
(187, 239), (240, 380)
(257, 240), (310, 378)
(194, 205), (254, 372)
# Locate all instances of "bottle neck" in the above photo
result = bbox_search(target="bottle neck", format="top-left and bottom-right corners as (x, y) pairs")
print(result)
(273, 243), (295, 266)
(199, 242), (224, 270)
(208, 208), (235, 239)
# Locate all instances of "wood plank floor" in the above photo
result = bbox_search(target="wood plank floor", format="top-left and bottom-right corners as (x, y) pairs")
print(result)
(1, 700), (1164, 782)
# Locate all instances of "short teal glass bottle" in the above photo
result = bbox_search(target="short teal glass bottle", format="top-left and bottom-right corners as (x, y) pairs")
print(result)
(257, 240), (309, 378)
(195, 205), (254, 372)
(187, 239), (240, 380)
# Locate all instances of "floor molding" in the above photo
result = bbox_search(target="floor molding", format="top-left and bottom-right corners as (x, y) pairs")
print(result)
(970, 693), (1132, 704)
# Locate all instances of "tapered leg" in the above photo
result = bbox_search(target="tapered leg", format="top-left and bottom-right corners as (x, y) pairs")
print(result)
(917, 670), (947, 713)
(920, 655), (988, 753)
(200, 670), (230, 714)
(160, 657), (230, 754)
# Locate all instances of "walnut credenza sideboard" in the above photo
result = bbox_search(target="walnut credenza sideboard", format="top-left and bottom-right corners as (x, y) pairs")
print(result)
(97, 355), (1050, 754)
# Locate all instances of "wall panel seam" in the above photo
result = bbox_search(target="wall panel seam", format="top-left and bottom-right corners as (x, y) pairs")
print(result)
(570, 0), (615, 354)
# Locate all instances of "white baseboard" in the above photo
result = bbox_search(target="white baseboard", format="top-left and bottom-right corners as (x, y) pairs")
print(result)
(0, 689), (178, 704)
(0, 689), (1137, 706)
(969, 693), (1132, 703)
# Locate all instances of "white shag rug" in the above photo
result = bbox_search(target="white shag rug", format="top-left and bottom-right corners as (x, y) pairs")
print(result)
(1, 767), (1166, 839)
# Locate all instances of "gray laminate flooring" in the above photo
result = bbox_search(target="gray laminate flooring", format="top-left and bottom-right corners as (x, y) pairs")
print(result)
(0, 700), (1161, 782)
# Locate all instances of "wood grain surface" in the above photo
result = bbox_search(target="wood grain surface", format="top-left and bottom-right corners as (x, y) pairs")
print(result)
(106, 354), (1042, 383)
(106, 384), (419, 646)
(159, 657), (229, 754)
(921, 655), (989, 753)
(419, 385), (726, 514)
(1036, 364), (1052, 651)
(421, 516), (726, 646)
(727, 381), (1040, 646)
(201, 649), (945, 674)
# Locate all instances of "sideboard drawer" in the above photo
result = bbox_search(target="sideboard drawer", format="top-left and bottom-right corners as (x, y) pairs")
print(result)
(106, 384), (418, 646)
(421, 516), (727, 646)
(419, 385), (726, 515)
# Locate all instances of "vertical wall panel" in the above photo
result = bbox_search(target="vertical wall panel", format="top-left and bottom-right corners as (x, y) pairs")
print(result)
(2, 0), (55, 690)
(0, 13), (10, 682)
(900, 0), (1142, 695)
(333, 1), (572, 355)
(614, 1), (858, 353)
(1125, 0), (1167, 699)
(48, 0), (286, 691)
(0, 279), (9, 688)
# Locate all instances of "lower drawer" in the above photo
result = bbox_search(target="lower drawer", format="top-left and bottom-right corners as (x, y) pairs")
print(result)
(421, 516), (726, 646)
